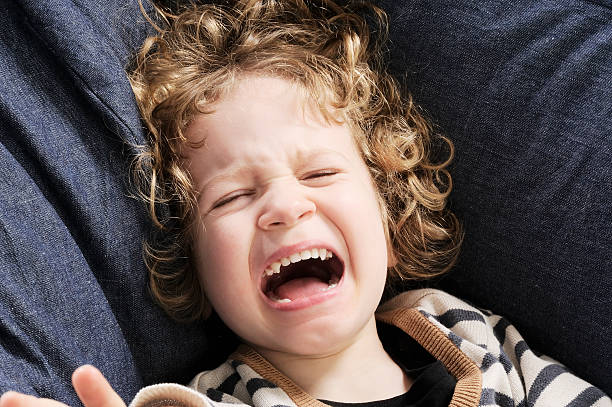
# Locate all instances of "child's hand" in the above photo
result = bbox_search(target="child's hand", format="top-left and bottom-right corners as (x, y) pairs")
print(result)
(0, 365), (125, 407)
(0, 393), (68, 407)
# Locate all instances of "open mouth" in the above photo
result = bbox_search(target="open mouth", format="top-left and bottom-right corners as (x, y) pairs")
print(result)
(262, 248), (344, 303)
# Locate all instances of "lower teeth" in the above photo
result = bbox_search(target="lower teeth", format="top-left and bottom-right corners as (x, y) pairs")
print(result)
(269, 293), (292, 303)
(319, 280), (338, 292)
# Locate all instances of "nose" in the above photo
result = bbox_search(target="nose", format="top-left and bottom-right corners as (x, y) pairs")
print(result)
(257, 183), (316, 230)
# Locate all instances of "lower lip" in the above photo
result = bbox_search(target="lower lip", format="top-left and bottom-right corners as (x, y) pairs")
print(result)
(262, 273), (345, 311)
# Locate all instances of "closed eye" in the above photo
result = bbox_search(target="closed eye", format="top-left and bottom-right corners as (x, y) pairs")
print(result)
(299, 169), (340, 189)
(302, 169), (339, 180)
(211, 191), (254, 210)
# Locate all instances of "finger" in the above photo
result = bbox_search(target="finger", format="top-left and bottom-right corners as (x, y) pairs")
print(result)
(0, 392), (68, 407)
(0, 392), (24, 407)
(72, 366), (126, 407)
(0, 392), (32, 407)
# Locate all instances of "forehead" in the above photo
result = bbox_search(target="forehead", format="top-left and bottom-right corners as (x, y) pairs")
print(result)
(182, 76), (361, 179)
(197, 75), (331, 131)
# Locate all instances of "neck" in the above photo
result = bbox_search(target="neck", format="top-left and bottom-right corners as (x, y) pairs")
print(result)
(252, 317), (411, 403)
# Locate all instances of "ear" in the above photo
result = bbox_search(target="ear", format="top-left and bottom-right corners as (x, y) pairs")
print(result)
(374, 192), (397, 268)
(386, 241), (398, 268)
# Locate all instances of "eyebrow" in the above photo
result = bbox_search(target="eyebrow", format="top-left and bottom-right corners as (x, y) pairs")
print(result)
(200, 166), (253, 193)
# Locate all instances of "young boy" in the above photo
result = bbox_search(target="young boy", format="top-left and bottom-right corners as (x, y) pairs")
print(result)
(1, 0), (609, 406)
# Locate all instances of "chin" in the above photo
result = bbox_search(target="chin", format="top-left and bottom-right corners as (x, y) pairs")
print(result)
(259, 311), (376, 358)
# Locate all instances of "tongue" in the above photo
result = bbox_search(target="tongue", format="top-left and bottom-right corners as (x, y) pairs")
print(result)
(274, 277), (329, 301)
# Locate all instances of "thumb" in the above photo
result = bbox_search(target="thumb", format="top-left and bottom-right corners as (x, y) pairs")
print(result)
(72, 366), (126, 407)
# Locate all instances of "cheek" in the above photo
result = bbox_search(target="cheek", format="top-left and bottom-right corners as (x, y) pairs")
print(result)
(193, 222), (259, 336)
(327, 179), (388, 259)
(193, 221), (241, 289)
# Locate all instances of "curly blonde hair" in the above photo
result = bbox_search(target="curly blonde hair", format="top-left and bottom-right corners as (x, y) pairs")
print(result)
(129, 0), (462, 322)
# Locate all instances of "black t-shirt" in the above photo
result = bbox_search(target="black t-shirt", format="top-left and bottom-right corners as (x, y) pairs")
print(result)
(319, 322), (456, 407)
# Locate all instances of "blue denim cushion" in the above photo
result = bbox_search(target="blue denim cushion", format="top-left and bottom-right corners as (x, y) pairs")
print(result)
(375, 0), (611, 394)
(0, 0), (209, 404)
(1, 0), (610, 403)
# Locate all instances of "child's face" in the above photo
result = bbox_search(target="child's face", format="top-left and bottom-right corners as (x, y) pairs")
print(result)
(183, 75), (390, 357)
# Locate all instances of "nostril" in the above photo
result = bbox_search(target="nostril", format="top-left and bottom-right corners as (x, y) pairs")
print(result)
(298, 210), (314, 220)
(257, 195), (316, 230)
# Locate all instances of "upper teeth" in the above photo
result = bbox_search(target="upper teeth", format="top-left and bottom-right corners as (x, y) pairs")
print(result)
(265, 248), (333, 276)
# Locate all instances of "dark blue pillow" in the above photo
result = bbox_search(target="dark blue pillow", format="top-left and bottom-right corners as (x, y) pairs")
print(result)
(1, 0), (610, 403)
(375, 0), (611, 395)
(0, 0), (209, 404)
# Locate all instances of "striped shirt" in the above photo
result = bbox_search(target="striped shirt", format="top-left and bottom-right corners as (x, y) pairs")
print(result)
(129, 289), (611, 407)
